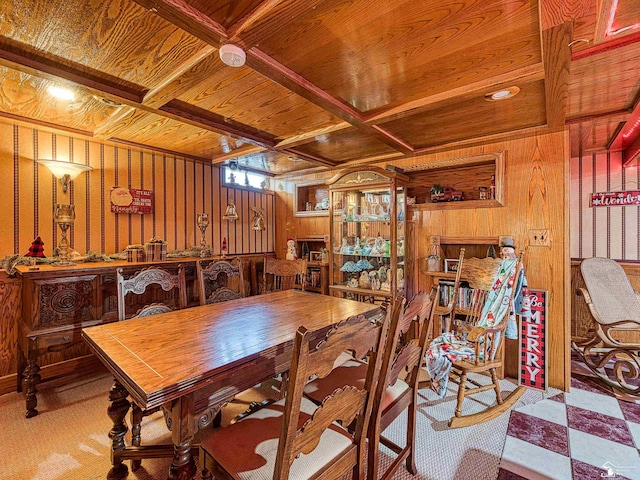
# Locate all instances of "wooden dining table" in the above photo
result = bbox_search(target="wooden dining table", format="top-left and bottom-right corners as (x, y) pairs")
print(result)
(82, 290), (382, 480)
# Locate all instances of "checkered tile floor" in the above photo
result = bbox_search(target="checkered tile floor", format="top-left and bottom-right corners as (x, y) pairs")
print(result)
(499, 362), (640, 480)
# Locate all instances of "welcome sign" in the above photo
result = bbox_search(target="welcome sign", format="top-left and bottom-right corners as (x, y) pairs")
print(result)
(519, 289), (547, 391)
(590, 190), (640, 207)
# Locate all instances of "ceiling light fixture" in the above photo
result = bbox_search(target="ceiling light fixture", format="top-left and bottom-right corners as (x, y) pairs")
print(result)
(47, 85), (75, 101)
(219, 44), (246, 67)
(484, 86), (520, 102)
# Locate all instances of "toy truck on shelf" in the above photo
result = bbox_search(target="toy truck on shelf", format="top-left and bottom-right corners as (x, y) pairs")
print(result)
(430, 185), (464, 202)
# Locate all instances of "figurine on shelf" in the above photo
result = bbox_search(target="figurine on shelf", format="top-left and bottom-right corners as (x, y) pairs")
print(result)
(361, 238), (372, 256)
(353, 237), (362, 255)
(398, 239), (405, 256)
(397, 268), (404, 289)
(500, 237), (517, 260)
(340, 237), (350, 254)
(286, 238), (297, 260)
(369, 271), (381, 291)
(359, 270), (371, 289)
(347, 276), (359, 288)
(370, 235), (386, 256)
(378, 265), (388, 282)
(380, 279), (391, 291)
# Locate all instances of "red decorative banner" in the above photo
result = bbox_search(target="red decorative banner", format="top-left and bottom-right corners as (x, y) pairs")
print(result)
(519, 289), (547, 391)
(590, 190), (640, 207)
(110, 187), (154, 214)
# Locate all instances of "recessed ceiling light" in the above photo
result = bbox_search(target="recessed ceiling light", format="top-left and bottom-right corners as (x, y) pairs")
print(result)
(47, 85), (75, 101)
(485, 86), (520, 101)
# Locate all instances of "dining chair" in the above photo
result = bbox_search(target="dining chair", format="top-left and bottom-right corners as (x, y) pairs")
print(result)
(199, 309), (389, 480)
(116, 264), (187, 470)
(197, 258), (244, 305)
(303, 290), (436, 480)
(262, 257), (307, 293)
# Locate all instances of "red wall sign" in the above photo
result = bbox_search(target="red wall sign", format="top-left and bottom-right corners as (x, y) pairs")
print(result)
(519, 289), (547, 391)
(110, 187), (154, 214)
(590, 191), (640, 207)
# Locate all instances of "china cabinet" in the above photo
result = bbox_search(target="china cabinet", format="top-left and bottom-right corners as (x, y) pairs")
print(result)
(327, 167), (409, 302)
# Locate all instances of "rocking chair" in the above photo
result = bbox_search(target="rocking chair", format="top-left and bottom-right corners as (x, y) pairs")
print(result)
(573, 257), (640, 397)
(437, 255), (525, 428)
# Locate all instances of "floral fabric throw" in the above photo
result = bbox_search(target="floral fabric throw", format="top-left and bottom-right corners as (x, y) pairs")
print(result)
(425, 259), (530, 398)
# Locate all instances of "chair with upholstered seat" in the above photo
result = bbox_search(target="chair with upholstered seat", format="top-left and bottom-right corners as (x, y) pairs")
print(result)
(262, 257), (307, 293)
(574, 257), (640, 397)
(304, 290), (436, 480)
(116, 264), (187, 470)
(199, 309), (389, 480)
(197, 258), (244, 305)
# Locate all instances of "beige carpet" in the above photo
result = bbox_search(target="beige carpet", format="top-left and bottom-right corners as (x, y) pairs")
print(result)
(0, 370), (558, 480)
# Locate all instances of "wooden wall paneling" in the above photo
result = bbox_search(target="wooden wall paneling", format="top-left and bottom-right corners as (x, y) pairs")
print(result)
(17, 126), (34, 254)
(141, 151), (154, 244)
(0, 273), (20, 378)
(212, 167), (221, 253)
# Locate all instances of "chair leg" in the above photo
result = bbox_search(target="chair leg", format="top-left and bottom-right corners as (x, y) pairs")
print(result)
(454, 372), (467, 418)
(130, 403), (143, 471)
(405, 390), (418, 475)
(201, 467), (213, 480)
(367, 417), (382, 480)
(490, 368), (503, 405)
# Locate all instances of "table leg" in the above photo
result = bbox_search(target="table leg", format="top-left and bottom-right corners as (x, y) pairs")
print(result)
(167, 395), (197, 480)
(107, 379), (131, 480)
(23, 358), (41, 418)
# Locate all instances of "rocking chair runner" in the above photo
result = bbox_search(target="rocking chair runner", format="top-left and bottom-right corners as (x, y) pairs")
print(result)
(426, 255), (526, 428)
(573, 257), (640, 397)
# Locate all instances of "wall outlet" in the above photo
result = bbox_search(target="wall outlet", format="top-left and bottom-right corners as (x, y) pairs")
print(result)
(529, 229), (550, 247)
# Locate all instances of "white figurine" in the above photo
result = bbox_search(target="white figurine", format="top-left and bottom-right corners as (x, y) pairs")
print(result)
(397, 268), (404, 289)
(359, 270), (371, 289)
(286, 238), (297, 260)
(369, 271), (381, 291)
(500, 237), (517, 260)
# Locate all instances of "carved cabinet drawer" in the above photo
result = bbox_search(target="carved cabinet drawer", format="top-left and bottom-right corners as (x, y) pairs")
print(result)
(29, 326), (81, 351)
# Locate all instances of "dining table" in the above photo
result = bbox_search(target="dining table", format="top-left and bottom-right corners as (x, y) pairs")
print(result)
(82, 289), (382, 480)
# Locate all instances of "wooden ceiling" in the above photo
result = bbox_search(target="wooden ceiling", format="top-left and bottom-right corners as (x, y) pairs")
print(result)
(0, 0), (639, 173)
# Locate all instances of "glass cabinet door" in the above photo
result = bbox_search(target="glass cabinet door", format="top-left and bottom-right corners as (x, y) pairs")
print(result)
(328, 168), (407, 302)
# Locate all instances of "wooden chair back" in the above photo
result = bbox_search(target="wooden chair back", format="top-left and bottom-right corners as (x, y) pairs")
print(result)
(197, 258), (244, 305)
(457, 255), (521, 367)
(275, 311), (388, 479)
(116, 265), (187, 321)
(262, 257), (306, 293)
(454, 256), (502, 330)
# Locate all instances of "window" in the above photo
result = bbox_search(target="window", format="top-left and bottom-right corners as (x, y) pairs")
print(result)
(223, 167), (269, 190)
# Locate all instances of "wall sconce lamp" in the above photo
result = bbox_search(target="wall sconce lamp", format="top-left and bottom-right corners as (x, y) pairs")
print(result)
(222, 202), (239, 221)
(37, 159), (93, 193)
(251, 207), (265, 231)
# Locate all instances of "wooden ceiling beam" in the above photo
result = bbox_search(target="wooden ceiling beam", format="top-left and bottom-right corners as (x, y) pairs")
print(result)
(0, 37), (145, 103)
(594, 0), (617, 43)
(159, 99), (277, 148)
(227, 0), (289, 40)
(247, 48), (414, 155)
(142, 46), (216, 108)
(210, 146), (267, 164)
(542, 21), (573, 129)
(275, 122), (352, 149)
(131, 0), (227, 47)
(279, 147), (337, 167)
(539, 0), (591, 30)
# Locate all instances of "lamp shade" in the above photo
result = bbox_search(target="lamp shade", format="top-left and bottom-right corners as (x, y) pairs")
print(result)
(37, 159), (92, 180)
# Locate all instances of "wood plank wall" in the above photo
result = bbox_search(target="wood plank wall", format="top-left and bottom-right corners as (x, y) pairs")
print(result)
(0, 121), (274, 258)
(275, 130), (570, 390)
(570, 151), (640, 260)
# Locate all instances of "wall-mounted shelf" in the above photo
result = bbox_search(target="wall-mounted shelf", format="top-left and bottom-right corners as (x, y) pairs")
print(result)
(404, 152), (505, 211)
(294, 180), (330, 217)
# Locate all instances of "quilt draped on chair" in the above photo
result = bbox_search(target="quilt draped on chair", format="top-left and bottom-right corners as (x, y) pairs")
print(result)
(425, 258), (529, 397)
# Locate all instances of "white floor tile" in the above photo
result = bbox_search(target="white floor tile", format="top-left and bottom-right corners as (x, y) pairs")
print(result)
(500, 436), (572, 480)
(565, 387), (624, 419)
(627, 421), (640, 450)
(515, 399), (568, 426)
(569, 429), (640, 480)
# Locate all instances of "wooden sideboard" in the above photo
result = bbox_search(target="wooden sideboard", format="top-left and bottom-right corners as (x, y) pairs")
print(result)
(9, 254), (270, 417)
